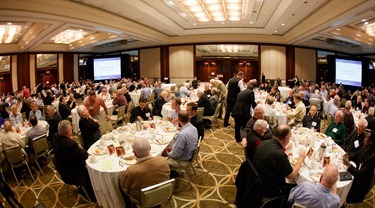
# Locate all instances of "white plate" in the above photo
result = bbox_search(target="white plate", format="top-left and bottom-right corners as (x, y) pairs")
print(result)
(92, 147), (106, 155)
(163, 126), (176, 132)
(122, 155), (137, 165)
(154, 138), (170, 145)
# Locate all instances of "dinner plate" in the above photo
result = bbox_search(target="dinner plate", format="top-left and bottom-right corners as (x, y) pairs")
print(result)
(316, 133), (327, 139)
(290, 157), (298, 165)
(92, 147), (106, 155)
(154, 138), (170, 145)
(122, 155), (137, 165)
(163, 126), (176, 132)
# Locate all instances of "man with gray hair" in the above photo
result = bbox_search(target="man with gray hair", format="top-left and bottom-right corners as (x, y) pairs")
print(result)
(327, 95), (340, 117)
(243, 119), (268, 160)
(152, 90), (168, 117)
(78, 105), (101, 150)
(46, 105), (62, 146)
(1, 120), (25, 149)
(366, 107), (375, 131)
(119, 137), (170, 207)
(344, 118), (368, 154)
(326, 110), (346, 145)
(53, 120), (94, 198)
(288, 164), (339, 208)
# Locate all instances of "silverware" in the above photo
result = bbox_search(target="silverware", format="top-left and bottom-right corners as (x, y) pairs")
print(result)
(119, 160), (124, 167)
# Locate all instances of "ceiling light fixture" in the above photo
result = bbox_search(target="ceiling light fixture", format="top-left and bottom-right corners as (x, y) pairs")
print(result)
(179, 0), (243, 22)
(52, 29), (86, 44)
(0, 24), (23, 43)
(363, 22), (375, 38)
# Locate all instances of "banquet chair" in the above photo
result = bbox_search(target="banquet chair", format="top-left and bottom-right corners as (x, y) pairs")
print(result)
(203, 102), (222, 126)
(170, 139), (201, 190)
(99, 120), (113, 135)
(120, 179), (175, 208)
(110, 105), (126, 128)
(124, 101), (134, 123)
(4, 145), (35, 185)
(31, 134), (49, 175)
(47, 148), (55, 167)
(292, 202), (307, 208)
(147, 94), (155, 103)
(77, 132), (85, 148)
(196, 107), (204, 119)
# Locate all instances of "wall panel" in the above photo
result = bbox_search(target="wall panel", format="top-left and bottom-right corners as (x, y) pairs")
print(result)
(16, 53), (30, 90)
(260, 45), (286, 80)
(169, 45), (194, 84)
(295, 48), (316, 83)
(12, 55), (17, 91)
(30, 54), (36, 88)
(63, 53), (74, 82)
(58, 54), (63, 83)
(140, 48), (161, 81)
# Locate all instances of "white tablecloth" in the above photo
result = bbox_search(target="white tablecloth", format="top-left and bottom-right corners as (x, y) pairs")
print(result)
(161, 83), (177, 90)
(86, 122), (175, 208)
(71, 101), (114, 133)
(278, 86), (291, 100)
(288, 127), (353, 207)
(18, 120), (49, 140)
(129, 91), (141, 106)
(161, 102), (187, 119)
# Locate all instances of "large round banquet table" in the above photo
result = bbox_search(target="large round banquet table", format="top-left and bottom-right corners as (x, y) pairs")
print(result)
(85, 121), (176, 208)
(71, 100), (114, 133)
(287, 127), (353, 207)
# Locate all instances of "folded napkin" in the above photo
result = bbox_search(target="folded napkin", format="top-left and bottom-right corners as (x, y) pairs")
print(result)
(102, 160), (113, 170)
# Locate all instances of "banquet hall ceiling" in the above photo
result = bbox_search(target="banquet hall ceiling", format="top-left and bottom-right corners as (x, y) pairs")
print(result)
(0, 0), (374, 59)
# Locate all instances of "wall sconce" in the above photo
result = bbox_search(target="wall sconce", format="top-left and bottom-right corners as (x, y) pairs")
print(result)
(0, 76), (3, 82)
(46, 70), (50, 74)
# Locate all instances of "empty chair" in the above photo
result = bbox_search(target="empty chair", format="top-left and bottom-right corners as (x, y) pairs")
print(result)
(31, 134), (49, 175)
(4, 145), (35, 185)
(123, 101), (134, 123)
(196, 107), (204, 120)
(121, 178), (175, 208)
(110, 105), (126, 128)
(98, 120), (113, 135)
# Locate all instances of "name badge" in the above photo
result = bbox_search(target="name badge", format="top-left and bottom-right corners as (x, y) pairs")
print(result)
(332, 128), (338, 133)
(354, 140), (359, 148)
(89, 106), (94, 110)
(146, 113), (150, 117)
(312, 121), (317, 127)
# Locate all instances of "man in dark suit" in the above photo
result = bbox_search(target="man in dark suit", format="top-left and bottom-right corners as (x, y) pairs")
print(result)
(366, 107), (375, 131)
(232, 84), (257, 142)
(187, 102), (204, 140)
(197, 90), (214, 116)
(130, 98), (152, 123)
(152, 91), (168, 117)
(77, 105), (101, 150)
(53, 120), (94, 198)
(224, 71), (244, 127)
(58, 96), (71, 120)
(47, 105), (62, 146)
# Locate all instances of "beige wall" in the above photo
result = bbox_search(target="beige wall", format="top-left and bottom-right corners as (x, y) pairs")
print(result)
(169, 45), (194, 84)
(11, 55), (17, 91)
(295, 48), (316, 82)
(140, 48), (161, 80)
(29, 54), (36, 88)
(260, 45), (286, 80)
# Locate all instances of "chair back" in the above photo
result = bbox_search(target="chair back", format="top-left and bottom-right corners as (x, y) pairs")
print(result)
(187, 139), (201, 170)
(147, 94), (155, 102)
(141, 179), (175, 207)
(47, 148), (56, 167)
(99, 120), (113, 135)
(117, 105), (126, 119)
(32, 134), (48, 158)
(4, 145), (25, 167)
(213, 102), (222, 118)
(292, 202), (307, 208)
(77, 132), (85, 148)
(196, 107), (204, 119)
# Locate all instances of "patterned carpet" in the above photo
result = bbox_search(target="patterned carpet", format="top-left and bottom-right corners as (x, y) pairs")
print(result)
(1, 120), (375, 208)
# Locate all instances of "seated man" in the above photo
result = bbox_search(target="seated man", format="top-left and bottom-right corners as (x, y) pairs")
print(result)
(186, 102), (204, 140)
(164, 111), (198, 169)
(99, 87), (111, 101)
(241, 106), (274, 144)
(366, 107), (375, 131)
(343, 118), (367, 154)
(152, 91), (168, 117)
(197, 90), (215, 116)
(119, 137), (170, 207)
(343, 130), (375, 203)
(130, 98), (152, 123)
(9, 104), (22, 126)
(46, 105), (62, 146)
(166, 97), (181, 123)
(268, 86), (281, 102)
(78, 105), (101, 150)
(283, 89), (295, 109)
(53, 120), (94, 198)
(29, 102), (42, 120)
(243, 119), (267, 160)
(263, 96), (277, 127)
(253, 125), (306, 198)
(286, 93), (306, 125)
(325, 110), (346, 146)
(288, 164), (340, 208)
(302, 105), (320, 132)
(0, 120), (25, 149)
(26, 115), (47, 152)
(112, 89), (128, 108)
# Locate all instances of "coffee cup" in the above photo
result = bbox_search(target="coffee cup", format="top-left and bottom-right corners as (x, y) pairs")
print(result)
(89, 155), (98, 163)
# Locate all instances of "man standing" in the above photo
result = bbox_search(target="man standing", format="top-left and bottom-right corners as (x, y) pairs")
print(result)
(210, 79), (227, 121)
(22, 86), (31, 99)
(288, 164), (340, 208)
(164, 111), (198, 169)
(223, 71), (244, 127)
(77, 105), (101, 150)
(84, 90), (110, 121)
(46, 105), (62, 146)
(58, 96), (71, 120)
(231, 84), (257, 142)
(197, 90), (214, 116)
(186, 102), (204, 140)
(119, 137), (170, 207)
(253, 125), (306, 198)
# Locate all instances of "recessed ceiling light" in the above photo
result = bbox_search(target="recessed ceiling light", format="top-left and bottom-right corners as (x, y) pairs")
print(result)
(221, 22), (224, 24)
(365, 22), (369, 25)
(281, 24), (285, 26)
(274, 31), (278, 33)
(193, 23), (197, 25)
(362, 19), (366, 22)
(250, 22), (253, 24)
(336, 28), (340, 31)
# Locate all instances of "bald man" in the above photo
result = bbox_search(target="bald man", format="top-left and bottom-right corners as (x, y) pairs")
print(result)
(288, 164), (340, 208)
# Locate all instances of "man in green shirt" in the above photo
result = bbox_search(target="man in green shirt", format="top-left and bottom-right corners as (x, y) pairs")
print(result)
(325, 110), (346, 145)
